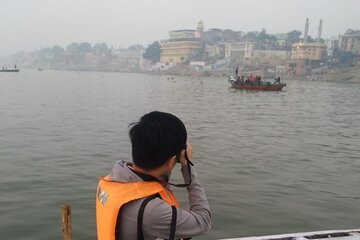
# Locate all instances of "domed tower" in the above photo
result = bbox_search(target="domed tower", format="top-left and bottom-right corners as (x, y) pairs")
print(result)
(197, 21), (204, 32)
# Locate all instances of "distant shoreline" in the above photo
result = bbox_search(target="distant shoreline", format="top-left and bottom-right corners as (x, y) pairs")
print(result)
(20, 66), (360, 83)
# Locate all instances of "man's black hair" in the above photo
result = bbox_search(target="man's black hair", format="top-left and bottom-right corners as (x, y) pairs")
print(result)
(129, 111), (187, 170)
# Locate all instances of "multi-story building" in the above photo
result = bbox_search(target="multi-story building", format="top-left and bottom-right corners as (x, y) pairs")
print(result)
(160, 37), (200, 64)
(339, 29), (360, 55)
(326, 38), (339, 50)
(114, 48), (143, 69)
(160, 22), (203, 64)
(205, 44), (224, 58)
(291, 42), (326, 62)
(325, 38), (339, 58)
(224, 41), (256, 64)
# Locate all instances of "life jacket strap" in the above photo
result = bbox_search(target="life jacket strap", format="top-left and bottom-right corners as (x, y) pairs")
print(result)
(169, 206), (177, 240)
(137, 194), (159, 240)
(137, 194), (179, 240)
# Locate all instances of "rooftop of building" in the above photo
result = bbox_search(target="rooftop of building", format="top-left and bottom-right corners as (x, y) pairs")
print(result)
(170, 29), (197, 33)
(160, 38), (200, 43)
(343, 29), (360, 37)
(292, 42), (326, 47)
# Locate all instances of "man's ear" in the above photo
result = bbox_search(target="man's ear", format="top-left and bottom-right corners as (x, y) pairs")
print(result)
(167, 155), (177, 168)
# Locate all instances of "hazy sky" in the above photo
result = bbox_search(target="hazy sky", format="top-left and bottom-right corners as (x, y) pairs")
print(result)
(1, 0), (359, 56)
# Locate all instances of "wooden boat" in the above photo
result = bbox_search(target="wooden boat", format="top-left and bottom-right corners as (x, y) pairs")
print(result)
(231, 82), (286, 91)
(229, 76), (286, 91)
(219, 228), (360, 240)
(0, 68), (20, 72)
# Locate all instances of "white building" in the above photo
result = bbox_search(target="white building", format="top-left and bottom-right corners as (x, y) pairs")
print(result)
(224, 42), (256, 63)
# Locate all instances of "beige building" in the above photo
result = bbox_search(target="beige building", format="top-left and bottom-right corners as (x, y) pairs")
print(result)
(160, 22), (203, 64)
(291, 42), (326, 61)
(160, 39), (200, 64)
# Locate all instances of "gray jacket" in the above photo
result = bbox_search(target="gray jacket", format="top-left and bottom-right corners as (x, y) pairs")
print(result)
(109, 160), (211, 240)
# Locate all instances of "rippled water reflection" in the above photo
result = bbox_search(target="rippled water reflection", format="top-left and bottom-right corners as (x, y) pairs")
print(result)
(0, 69), (359, 239)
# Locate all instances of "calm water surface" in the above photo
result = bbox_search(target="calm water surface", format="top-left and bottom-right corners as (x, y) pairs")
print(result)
(0, 69), (359, 240)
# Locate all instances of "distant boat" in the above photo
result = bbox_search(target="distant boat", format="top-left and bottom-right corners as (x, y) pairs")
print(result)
(1, 65), (20, 72)
(0, 68), (20, 72)
(38, 68), (44, 71)
(231, 82), (286, 91)
(228, 75), (286, 91)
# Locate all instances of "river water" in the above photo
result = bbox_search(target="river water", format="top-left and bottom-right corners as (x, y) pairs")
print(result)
(0, 69), (359, 240)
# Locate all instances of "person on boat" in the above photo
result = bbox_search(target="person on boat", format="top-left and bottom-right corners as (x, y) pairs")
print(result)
(96, 111), (211, 240)
(275, 77), (281, 84)
(235, 66), (239, 78)
(245, 76), (251, 85)
(255, 76), (262, 85)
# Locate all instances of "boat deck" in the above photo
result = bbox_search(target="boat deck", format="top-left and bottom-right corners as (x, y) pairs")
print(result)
(219, 229), (360, 240)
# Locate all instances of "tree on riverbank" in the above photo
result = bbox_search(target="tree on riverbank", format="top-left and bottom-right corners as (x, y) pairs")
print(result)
(286, 30), (302, 44)
(143, 41), (161, 63)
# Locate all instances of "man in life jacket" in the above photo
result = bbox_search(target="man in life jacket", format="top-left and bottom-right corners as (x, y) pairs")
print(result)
(96, 111), (211, 240)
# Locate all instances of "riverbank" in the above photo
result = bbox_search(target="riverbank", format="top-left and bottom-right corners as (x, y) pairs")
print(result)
(349, 67), (360, 82)
(303, 68), (360, 83)
(23, 65), (360, 83)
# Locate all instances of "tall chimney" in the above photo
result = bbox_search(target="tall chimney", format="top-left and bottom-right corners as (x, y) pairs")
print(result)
(317, 19), (323, 42)
(304, 18), (309, 43)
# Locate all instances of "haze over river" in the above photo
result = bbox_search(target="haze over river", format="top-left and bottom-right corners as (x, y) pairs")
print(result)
(0, 69), (359, 239)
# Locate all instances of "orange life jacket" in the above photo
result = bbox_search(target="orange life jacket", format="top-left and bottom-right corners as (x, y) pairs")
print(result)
(96, 175), (179, 240)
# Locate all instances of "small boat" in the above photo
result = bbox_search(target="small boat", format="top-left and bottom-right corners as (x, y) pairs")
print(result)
(0, 68), (20, 72)
(219, 228), (360, 240)
(38, 68), (44, 71)
(231, 82), (286, 91)
(229, 76), (286, 91)
(1, 65), (20, 72)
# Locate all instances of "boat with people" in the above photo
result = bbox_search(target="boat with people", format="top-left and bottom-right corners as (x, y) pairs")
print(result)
(0, 68), (20, 72)
(1, 65), (20, 72)
(229, 74), (286, 91)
